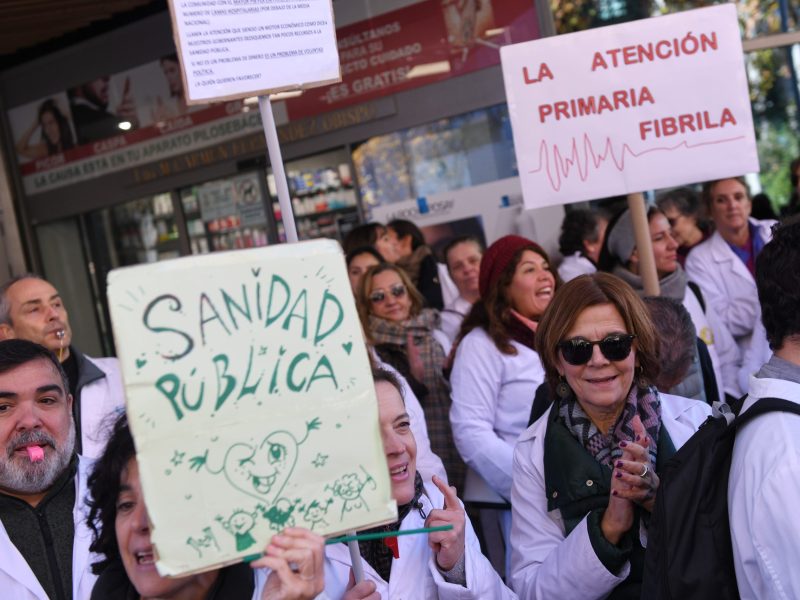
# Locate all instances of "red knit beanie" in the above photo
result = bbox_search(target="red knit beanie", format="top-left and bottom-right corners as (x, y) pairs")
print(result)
(479, 235), (547, 299)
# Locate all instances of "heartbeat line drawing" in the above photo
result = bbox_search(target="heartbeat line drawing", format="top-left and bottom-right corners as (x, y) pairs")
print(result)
(530, 133), (746, 192)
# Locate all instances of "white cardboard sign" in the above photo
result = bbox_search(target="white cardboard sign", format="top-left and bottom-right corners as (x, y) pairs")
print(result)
(168, 0), (341, 104)
(107, 240), (395, 575)
(501, 4), (759, 209)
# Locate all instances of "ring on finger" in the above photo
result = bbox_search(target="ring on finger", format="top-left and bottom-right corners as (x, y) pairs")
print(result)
(639, 464), (649, 478)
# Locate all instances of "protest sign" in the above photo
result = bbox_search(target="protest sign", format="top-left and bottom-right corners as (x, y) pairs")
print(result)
(107, 240), (395, 575)
(167, 0), (341, 103)
(501, 4), (759, 209)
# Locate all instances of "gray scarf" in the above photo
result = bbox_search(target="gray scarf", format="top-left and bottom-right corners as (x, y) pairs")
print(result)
(612, 263), (688, 300)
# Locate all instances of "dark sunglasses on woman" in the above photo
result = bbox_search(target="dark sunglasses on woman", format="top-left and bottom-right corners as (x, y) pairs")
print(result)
(370, 283), (406, 304)
(558, 334), (636, 366)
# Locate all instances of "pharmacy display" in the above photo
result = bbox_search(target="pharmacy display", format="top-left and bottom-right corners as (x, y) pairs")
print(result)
(107, 240), (395, 575)
(501, 4), (758, 209)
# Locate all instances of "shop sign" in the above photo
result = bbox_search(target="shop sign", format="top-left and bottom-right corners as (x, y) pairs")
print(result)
(370, 176), (525, 246)
(8, 0), (537, 196)
(16, 101), (263, 195)
(107, 239), (395, 575)
(501, 4), (759, 209)
(283, 0), (538, 120)
(167, 0), (340, 103)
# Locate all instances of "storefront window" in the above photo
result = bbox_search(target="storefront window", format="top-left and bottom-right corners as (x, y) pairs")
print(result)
(180, 172), (273, 254)
(552, 1), (799, 37)
(352, 104), (516, 212)
(267, 148), (359, 243)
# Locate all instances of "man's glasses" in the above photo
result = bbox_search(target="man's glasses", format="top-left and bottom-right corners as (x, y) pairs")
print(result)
(558, 334), (636, 366)
(370, 284), (406, 304)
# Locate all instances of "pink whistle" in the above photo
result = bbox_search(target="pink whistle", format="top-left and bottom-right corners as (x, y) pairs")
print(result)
(26, 446), (44, 463)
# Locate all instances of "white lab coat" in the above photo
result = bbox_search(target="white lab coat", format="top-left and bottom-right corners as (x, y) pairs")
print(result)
(729, 375), (800, 600)
(80, 355), (126, 459)
(682, 285), (740, 399)
(557, 252), (596, 283)
(322, 482), (517, 599)
(450, 327), (545, 502)
(685, 218), (775, 379)
(0, 457), (99, 600)
(510, 393), (710, 599)
(440, 296), (472, 345)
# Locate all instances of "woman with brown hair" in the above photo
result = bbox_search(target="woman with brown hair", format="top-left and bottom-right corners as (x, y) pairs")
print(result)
(449, 235), (557, 575)
(510, 273), (709, 599)
(357, 263), (464, 490)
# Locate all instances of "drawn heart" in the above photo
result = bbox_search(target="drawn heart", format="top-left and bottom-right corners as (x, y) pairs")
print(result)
(222, 430), (300, 505)
(342, 342), (353, 355)
(136, 358), (147, 369)
(251, 267), (261, 277)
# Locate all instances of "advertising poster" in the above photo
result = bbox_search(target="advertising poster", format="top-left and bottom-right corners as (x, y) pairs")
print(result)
(501, 4), (759, 209)
(107, 240), (396, 575)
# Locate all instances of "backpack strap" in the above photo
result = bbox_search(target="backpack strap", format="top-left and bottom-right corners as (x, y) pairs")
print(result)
(735, 397), (800, 432)
(687, 280), (706, 313)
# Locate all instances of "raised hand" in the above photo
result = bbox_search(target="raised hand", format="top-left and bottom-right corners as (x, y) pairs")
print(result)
(406, 330), (425, 384)
(424, 475), (466, 571)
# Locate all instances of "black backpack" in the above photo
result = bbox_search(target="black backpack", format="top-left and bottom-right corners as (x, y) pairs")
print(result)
(641, 396), (800, 600)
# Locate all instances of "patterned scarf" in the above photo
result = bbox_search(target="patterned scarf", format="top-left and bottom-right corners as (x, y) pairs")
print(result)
(558, 385), (661, 467)
(357, 472), (425, 582)
(368, 309), (448, 394)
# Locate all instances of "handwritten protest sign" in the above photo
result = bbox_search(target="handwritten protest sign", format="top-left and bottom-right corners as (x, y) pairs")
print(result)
(167, 0), (341, 103)
(501, 4), (759, 209)
(107, 240), (395, 575)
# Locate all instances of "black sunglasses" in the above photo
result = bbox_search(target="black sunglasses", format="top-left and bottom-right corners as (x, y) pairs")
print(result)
(558, 334), (636, 366)
(370, 284), (406, 304)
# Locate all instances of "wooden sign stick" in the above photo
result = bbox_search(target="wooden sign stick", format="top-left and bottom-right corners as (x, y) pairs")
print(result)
(627, 192), (660, 297)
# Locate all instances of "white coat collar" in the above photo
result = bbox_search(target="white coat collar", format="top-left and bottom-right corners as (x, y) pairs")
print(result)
(325, 488), (440, 592)
(0, 455), (97, 599)
(743, 376), (800, 412)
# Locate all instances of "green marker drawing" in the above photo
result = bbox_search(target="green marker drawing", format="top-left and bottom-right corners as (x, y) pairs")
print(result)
(326, 466), (376, 520)
(188, 418), (321, 505)
(217, 508), (259, 551)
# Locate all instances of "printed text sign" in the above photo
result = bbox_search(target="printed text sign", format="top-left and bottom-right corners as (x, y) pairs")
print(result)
(168, 0), (341, 103)
(501, 4), (758, 209)
(108, 240), (395, 575)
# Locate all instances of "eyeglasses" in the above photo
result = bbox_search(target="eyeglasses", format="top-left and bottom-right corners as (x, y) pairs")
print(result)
(369, 284), (406, 304)
(558, 334), (636, 366)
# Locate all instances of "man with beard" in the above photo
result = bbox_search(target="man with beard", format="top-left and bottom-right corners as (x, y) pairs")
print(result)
(68, 75), (139, 144)
(0, 339), (99, 599)
(0, 274), (124, 458)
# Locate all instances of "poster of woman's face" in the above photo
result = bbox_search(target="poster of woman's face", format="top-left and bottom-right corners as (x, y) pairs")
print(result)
(8, 93), (77, 163)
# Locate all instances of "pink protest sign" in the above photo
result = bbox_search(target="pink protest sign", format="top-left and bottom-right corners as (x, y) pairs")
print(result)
(501, 4), (758, 209)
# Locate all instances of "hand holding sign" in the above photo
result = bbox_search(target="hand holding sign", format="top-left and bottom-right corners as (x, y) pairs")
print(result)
(252, 527), (325, 600)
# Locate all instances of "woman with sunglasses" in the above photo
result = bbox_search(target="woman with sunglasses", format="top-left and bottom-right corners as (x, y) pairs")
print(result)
(510, 273), (710, 599)
(357, 263), (465, 491)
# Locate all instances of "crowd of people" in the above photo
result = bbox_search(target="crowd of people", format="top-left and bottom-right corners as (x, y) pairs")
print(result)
(0, 176), (799, 600)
